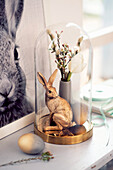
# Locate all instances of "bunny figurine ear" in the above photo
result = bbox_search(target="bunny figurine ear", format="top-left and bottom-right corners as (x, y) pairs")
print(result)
(5, 0), (24, 39)
(48, 69), (58, 86)
(37, 72), (48, 89)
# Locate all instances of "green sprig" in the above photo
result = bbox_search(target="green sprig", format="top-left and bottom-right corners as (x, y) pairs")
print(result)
(0, 151), (54, 167)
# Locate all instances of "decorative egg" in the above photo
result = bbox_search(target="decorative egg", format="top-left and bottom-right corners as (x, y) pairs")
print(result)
(18, 133), (45, 154)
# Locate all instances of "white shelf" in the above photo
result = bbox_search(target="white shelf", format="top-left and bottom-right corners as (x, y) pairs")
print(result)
(0, 117), (113, 170)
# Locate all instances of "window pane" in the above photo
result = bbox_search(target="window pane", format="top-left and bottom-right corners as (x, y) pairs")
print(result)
(83, 0), (113, 84)
(83, 0), (113, 32)
(83, 0), (103, 32)
(93, 43), (113, 83)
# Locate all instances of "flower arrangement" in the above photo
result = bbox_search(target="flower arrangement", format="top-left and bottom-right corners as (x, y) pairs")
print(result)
(47, 29), (86, 81)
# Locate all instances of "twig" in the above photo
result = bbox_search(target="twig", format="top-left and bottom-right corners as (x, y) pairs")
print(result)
(0, 151), (54, 167)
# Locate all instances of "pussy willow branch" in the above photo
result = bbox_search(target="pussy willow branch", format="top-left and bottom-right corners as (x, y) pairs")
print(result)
(47, 29), (83, 81)
(0, 151), (54, 167)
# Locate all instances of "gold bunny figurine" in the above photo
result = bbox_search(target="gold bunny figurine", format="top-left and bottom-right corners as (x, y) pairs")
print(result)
(37, 69), (73, 132)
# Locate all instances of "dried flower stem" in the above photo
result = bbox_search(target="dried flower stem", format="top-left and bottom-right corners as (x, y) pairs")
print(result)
(0, 151), (54, 167)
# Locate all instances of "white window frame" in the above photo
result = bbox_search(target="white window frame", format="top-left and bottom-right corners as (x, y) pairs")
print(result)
(89, 26), (113, 47)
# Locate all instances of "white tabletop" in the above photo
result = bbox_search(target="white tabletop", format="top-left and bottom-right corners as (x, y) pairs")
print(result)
(0, 117), (113, 170)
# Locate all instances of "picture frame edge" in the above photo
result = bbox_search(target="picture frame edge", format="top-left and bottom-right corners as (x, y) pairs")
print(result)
(0, 112), (35, 139)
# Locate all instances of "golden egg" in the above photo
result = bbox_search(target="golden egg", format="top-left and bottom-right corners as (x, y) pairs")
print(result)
(72, 101), (88, 125)
(18, 133), (45, 154)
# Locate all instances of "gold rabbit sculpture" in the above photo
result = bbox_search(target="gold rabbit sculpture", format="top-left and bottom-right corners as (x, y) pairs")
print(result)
(37, 69), (86, 136)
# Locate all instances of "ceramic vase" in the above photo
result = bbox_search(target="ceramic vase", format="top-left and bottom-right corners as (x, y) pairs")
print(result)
(59, 80), (71, 104)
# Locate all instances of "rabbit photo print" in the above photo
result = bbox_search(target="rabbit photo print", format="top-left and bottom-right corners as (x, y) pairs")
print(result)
(0, 0), (35, 127)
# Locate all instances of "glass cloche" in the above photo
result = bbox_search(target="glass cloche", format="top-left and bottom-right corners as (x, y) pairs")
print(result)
(34, 23), (93, 144)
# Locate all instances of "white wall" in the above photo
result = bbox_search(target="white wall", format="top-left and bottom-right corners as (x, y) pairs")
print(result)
(16, 0), (46, 106)
(15, 0), (82, 105)
(43, 0), (82, 27)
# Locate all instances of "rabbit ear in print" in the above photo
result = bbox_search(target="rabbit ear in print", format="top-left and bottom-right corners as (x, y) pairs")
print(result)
(5, 0), (24, 39)
(0, 0), (8, 33)
(37, 72), (48, 89)
(48, 69), (58, 86)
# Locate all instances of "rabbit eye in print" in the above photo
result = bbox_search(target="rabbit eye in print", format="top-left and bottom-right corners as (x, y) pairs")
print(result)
(14, 46), (19, 61)
(0, 0), (33, 127)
